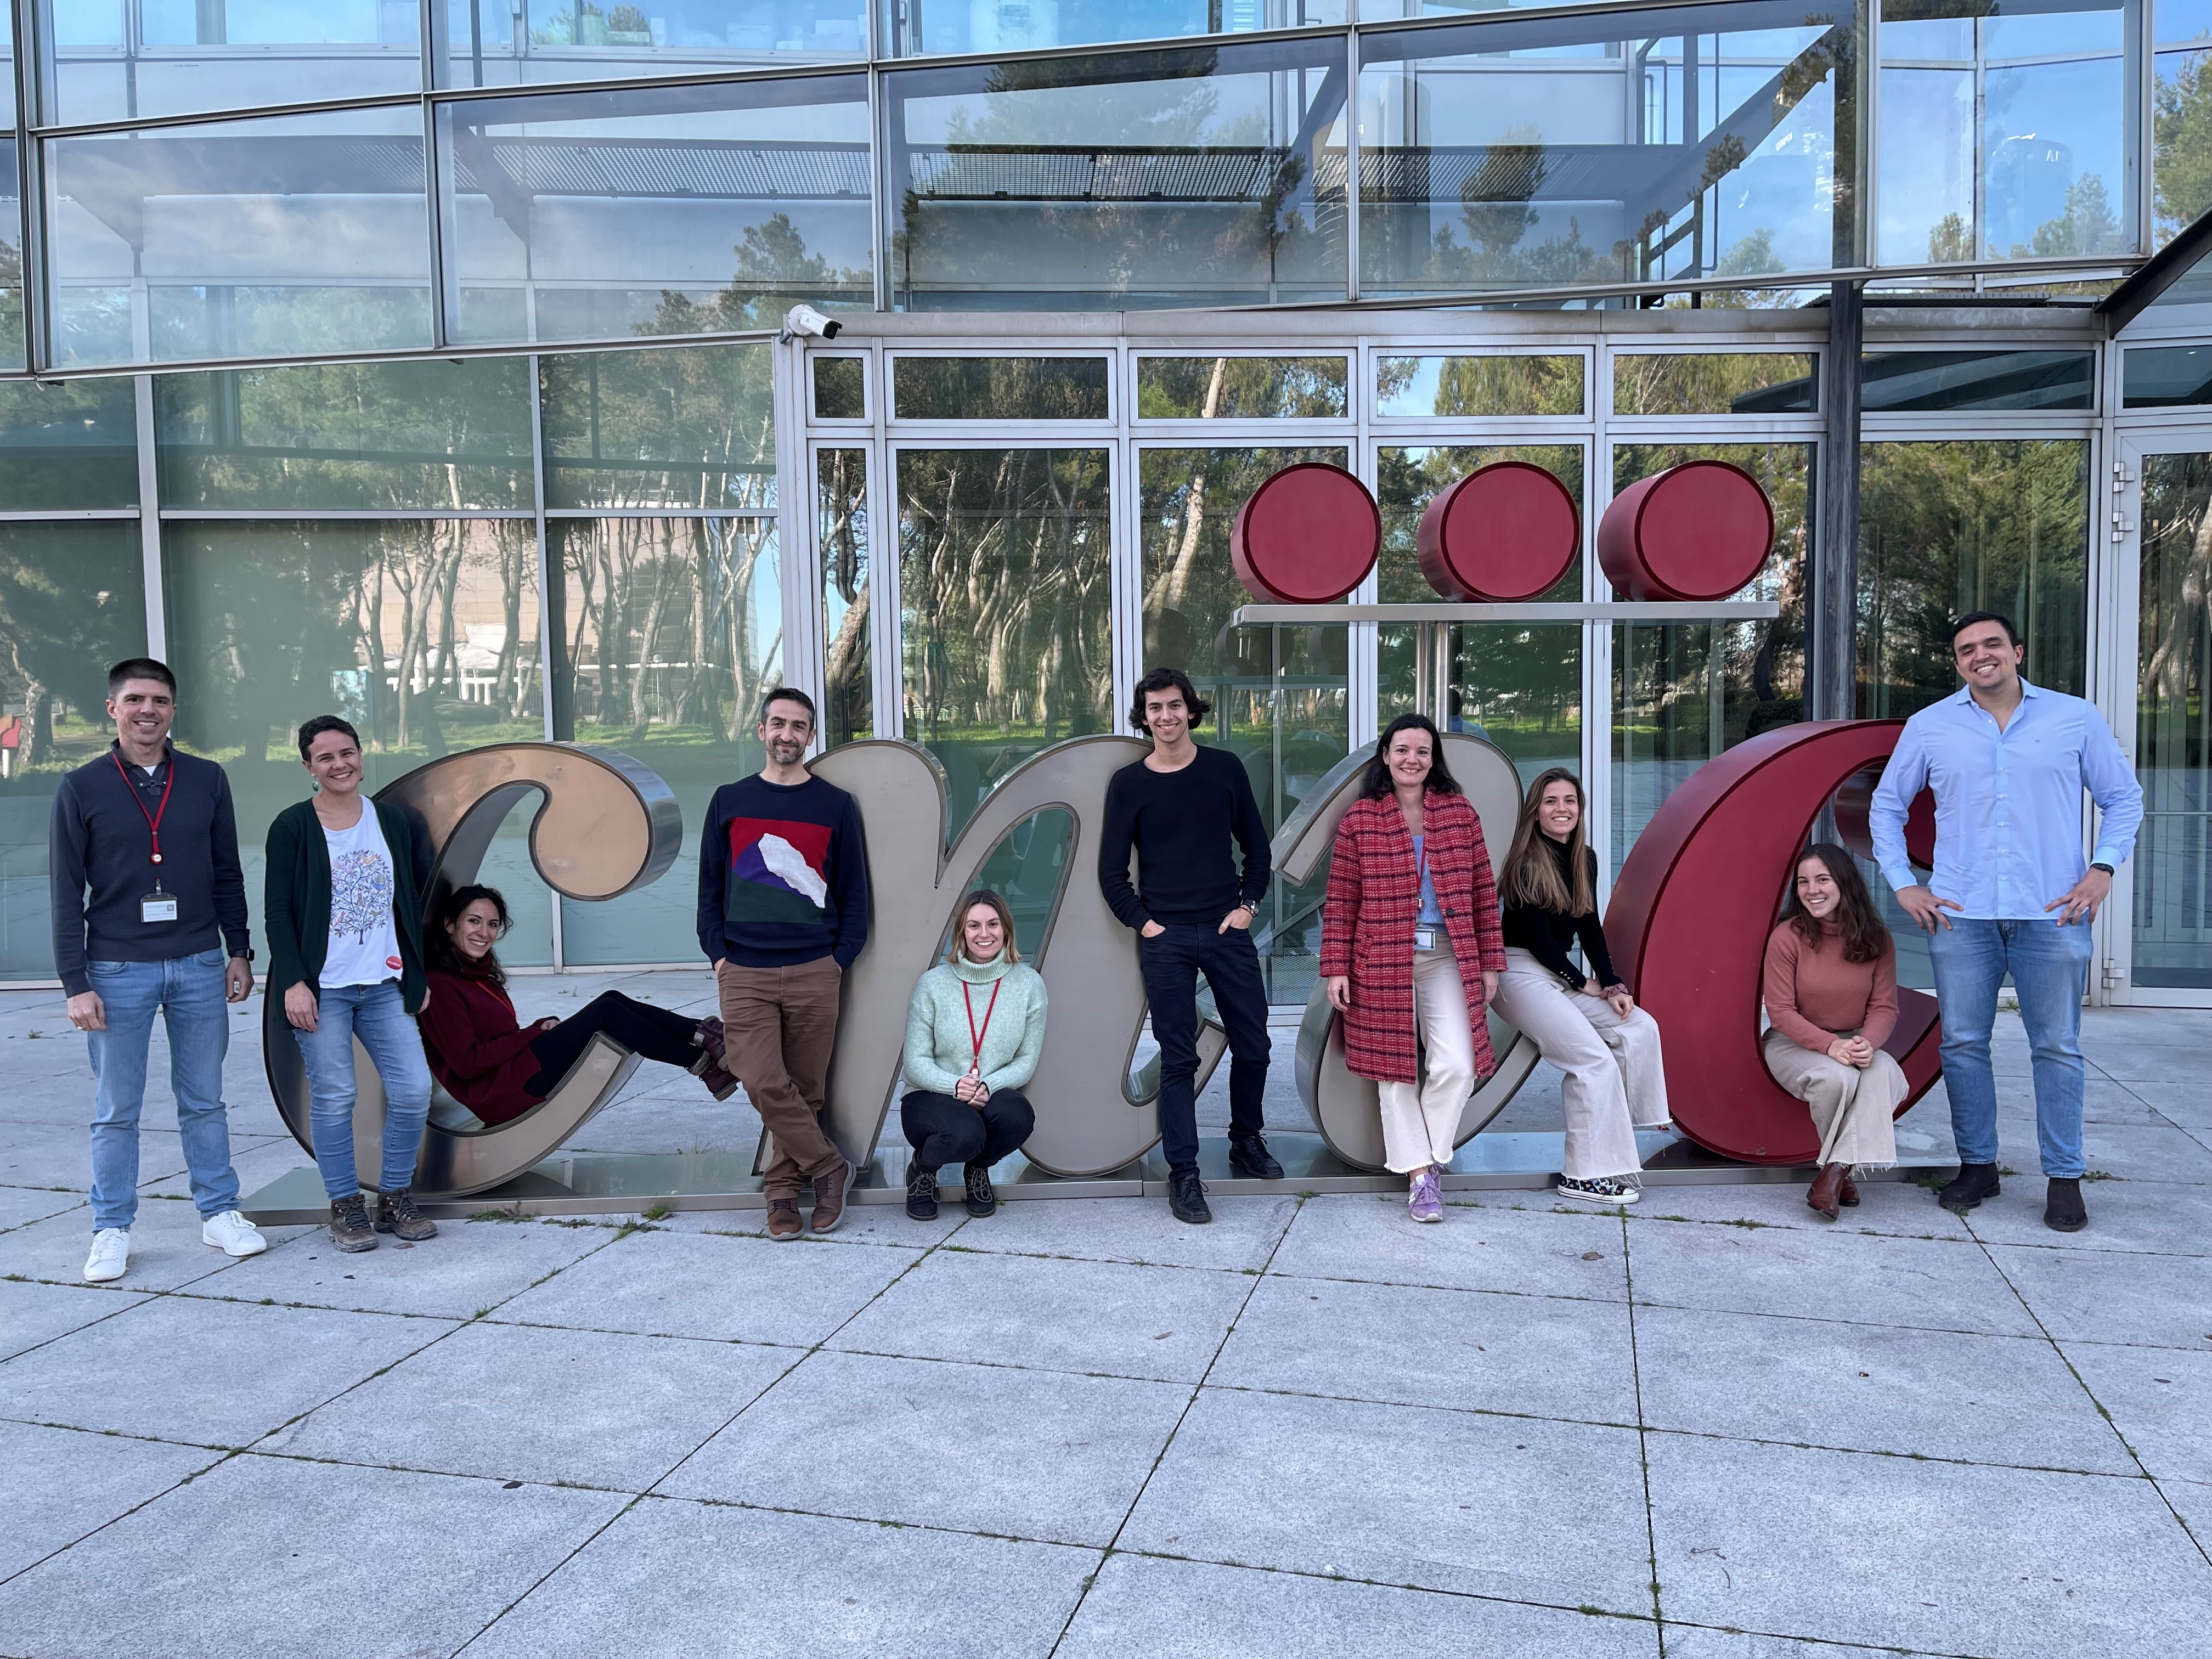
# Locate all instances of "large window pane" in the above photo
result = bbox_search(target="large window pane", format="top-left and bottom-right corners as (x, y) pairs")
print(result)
(885, 37), (1348, 311)
(886, 0), (1339, 58)
(1858, 439), (2089, 719)
(0, 523), (148, 979)
(1137, 356), (1350, 420)
(436, 76), (872, 348)
(550, 516), (781, 965)
(165, 518), (554, 968)
(1375, 354), (1582, 417)
(896, 447), (1112, 835)
(1611, 352), (1815, 415)
(2134, 450), (2212, 988)
(1611, 441), (1809, 874)
(1860, 350), (2094, 412)
(540, 344), (775, 510)
(437, 0), (866, 91)
(1359, 2), (1860, 298)
(156, 359), (534, 510)
(0, 377), (138, 510)
(1, 138), (20, 374)
(819, 445), (872, 747)
(2124, 343), (2212, 407)
(2156, 41), (2212, 246)
(893, 357), (1111, 420)
(1140, 443), (1346, 1002)
(43, 0), (422, 126)
(45, 105), (433, 371)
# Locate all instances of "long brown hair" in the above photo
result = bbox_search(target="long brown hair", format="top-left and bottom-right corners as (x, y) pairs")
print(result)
(946, 888), (1022, 965)
(1779, 843), (1891, 964)
(1500, 768), (1594, 916)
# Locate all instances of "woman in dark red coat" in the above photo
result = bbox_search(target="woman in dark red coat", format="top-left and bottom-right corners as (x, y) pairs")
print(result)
(1318, 714), (1507, 1223)
(416, 885), (737, 1126)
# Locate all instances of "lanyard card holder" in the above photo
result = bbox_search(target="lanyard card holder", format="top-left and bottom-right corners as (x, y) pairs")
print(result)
(1413, 926), (1437, 952)
(141, 883), (178, 924)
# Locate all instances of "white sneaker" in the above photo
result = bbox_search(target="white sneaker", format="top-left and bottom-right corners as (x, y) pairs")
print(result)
(84, 1228), (131, 1282)
(201, 1210), (268, 1257)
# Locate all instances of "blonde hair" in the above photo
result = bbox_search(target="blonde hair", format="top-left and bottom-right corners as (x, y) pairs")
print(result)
(1500, 768), (1595, 916)
(947, 889), (1022, 965)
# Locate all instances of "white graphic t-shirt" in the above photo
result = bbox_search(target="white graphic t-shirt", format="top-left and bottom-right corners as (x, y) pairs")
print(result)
(321, 806), (403, 989)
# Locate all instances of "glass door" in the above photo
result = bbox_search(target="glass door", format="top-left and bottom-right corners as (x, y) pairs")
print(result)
(2113, 437), (2212, 1003)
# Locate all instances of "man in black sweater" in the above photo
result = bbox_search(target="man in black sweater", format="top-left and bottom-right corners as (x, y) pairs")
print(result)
(697, 687), (870, 1240)
(1099, 665), (1282, 1224)
(51, 659), (264, 1283)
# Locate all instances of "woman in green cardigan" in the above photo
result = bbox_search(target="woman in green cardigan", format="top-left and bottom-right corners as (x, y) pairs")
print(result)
(264, 715), (439, 1254)
(900, 889), (1045, 1221)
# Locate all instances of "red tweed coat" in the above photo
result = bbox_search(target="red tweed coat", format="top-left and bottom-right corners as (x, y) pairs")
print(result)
(1317, 791), (1507, 1085)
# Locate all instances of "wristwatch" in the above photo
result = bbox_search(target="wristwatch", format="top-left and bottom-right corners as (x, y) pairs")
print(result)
(2090, 862), (2114, 876)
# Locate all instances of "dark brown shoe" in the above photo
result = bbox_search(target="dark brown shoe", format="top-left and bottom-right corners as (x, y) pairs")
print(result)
(766, 1198), (802, 1240)
(374, 1188), (438, 1242)
(1838, 1170), (1860, 1206)
(330, 1192), (377, 1252)
(809, 1156), (851, 1234)
(696, 1059), (740, 1102)
(2045, 1177), (2088, 1233)
(1806, 1163), (1847, 1220)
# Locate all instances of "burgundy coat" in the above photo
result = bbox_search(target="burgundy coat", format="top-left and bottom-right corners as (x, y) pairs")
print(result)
(416, 967), (547, 1126)
(1317, 791), (1507, 1086)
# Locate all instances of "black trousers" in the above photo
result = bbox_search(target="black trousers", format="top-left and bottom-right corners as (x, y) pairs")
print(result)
(1138, 922), (1271, 1173)
(526, 991), (701, 1096)
(901, 1088), (1036, 1172)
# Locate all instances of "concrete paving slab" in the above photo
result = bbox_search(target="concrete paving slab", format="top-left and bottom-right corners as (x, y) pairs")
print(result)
(0, 1116), (183, 1190)
(660, 1348), (1188, 1544)
(1660, 1628), (1959, 1658)
(0, 1451), (625, 1659)
(2060, 1341), (2212, 1483)
(2160, 1476), (2212, 1548)
(1962, 1177), (2210, 1256)
(937, 1192), (1300, 1272)
(1635, 1305), (2133, 1473)
(1985, 1242), (2212, 1348)
(0, 1180), (86, 1232)
(830, 1248), (1251, 1384)
(0, 1198), (273, 1290)
(138, 1132), (317, 1203)
(1057, 1553), (1662, 1658)
(0, 1293), (457, 1446)
(266, 1319), (798, 1491)
(0, 1420), (224, 1581)
(1120, 1386), (1652, 1613)
(563, 1091), (763, 1158)
(2119, 1077), (2211, 1135)
(1621, 1181), (1972, 1238)
(219, 1215), (619, 1320)
(1995, 1120), (2212, 1183)
(2077, 1012), (2210, 1084)
(674, 1203), (967, 1249)
(1626, 1221), (2040, 1338)
(0, 1275), (156, 1361)
(1211, 1272), (1639, 1425)
(491, 1226), (920, 1347)
(1648, 1435), (2212, 1659)
(1270, 1190), (1631, 1302)
(462, 1493), (1096, 1659)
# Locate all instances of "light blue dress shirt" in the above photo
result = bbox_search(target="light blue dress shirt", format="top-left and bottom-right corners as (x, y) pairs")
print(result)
(1870, 679), (2143, 920)
(1410, 834), (1445, 926)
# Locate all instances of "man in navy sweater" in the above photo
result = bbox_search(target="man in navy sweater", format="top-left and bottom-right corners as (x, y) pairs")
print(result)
(52, 659), (266, 1283)
(1099, 665), (1282, 1225)
(697, 687), (870, 1239)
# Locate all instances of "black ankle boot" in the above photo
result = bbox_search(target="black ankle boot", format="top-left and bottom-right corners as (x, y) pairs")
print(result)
(963, 1162), (997, 1218)
(2045, 1177), (2088, 1233)
(1938, 1162), (2001, 1212)
(906, 1161), (939, 1221)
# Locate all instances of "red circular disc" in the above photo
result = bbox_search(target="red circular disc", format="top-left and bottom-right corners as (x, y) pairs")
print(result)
(1231, 463), (1381, 604)
(1596, 460), (1775, 602)
(1415, 461), (1580, 602)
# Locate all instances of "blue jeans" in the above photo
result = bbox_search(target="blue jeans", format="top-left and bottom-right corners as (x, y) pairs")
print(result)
(1138, 922), (1271, 1173)
(86, 949), (240, 1232)
(292, 980), (435, 1200)
(1928, 917), (2094, 1178)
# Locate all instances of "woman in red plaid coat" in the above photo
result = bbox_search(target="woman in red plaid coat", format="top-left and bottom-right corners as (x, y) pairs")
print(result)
(1319, 714), (1507, 1223)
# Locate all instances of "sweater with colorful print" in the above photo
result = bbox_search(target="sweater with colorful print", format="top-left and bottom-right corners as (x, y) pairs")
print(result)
(695, 772), (870, 969)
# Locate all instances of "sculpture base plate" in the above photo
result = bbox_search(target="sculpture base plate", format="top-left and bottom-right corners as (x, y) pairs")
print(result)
(240, 1131), (1953, 1224)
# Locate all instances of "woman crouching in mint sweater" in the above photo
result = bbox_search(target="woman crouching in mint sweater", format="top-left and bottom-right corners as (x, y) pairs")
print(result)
(901, 889), (1045, 1221)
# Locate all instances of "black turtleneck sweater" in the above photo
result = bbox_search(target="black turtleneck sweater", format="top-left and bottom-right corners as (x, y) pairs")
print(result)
(1500, 834), (1622, 992)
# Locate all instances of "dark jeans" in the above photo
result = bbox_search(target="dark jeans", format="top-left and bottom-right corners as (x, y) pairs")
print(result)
(902, 1088), (1036, 1171)
(526, 991), (701, 1096)
(1139, 921), (1271, 1173)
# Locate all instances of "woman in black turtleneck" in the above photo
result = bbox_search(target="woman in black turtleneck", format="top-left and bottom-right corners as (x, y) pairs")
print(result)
(1491, 768), (1672, 1206)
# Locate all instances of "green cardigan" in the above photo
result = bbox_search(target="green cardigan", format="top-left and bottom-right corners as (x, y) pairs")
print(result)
(264, 797), (436, 1014)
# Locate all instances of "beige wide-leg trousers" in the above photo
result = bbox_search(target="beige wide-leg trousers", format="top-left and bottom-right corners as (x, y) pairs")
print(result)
(1491, 947), (1670, 1181)
(1376, 946), (1477, 1174)
(1760, 1029), (1903, 1170)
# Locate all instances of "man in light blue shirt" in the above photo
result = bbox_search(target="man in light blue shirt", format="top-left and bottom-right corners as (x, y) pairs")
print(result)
(1871, 612), (2142, 1234)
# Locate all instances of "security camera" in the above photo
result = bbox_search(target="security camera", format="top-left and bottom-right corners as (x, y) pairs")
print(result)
(781, 303), (843, 342)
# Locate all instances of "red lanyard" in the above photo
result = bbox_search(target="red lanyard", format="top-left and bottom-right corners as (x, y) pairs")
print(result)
(112, 750), (174, 866)
(962, 979), (1001, 1064)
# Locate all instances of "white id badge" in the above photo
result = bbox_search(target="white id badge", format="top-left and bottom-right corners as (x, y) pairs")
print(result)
(140, 890), (178, 924)
(1412, 927), (1437, 952)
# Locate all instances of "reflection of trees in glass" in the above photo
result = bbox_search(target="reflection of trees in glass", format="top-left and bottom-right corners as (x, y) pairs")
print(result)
(541, 343), (775, 510)
(1374, 354), (1581, 416)
(1858, 439), (2088, 718)
(897, 448), (1110, 826)
(1136, 356), (1347, 419)
(819, 447), (871, 746)
(0, 378), (138, 510)
(1611, 354), (1814, 415)
(642, 212), (872, 334)
(2134, 453), (2211, 987)
(894, 358), (1110, 420)
(2156, 51), (2212, 244)
(0, 525), (145, 773)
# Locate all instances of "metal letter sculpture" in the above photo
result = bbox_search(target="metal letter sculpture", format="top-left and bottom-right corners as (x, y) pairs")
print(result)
(803, 736), (1228, 1178)
(1603, 720), (1944, 1164)
(1229, 462), (1381, 603)
(1272, 732), (1539, 1170)
(264, 743), (682, 1198)
(1416, 461), (1581, 602)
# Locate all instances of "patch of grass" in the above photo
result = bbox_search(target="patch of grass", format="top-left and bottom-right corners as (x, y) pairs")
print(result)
(642, 1201), (672, 1221)
(1997, 1164), (2019, 1177)
(2083, 1169), (2119, 1182)
(1723, 1218), (1773, 1229)
(470, 1207), (529, 1223)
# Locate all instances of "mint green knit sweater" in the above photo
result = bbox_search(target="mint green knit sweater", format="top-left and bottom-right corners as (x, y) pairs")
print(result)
(900, 950), (1048, 1096)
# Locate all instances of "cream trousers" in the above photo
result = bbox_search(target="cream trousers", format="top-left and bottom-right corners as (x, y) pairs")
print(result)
(1376, 946), (1477, 1175)
(1491, 947), (1670, 1181)
(1760, 1028), (1903, 1170)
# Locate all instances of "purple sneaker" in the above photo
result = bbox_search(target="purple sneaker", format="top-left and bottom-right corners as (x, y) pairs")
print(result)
(1408, 1168), (1443, 1224)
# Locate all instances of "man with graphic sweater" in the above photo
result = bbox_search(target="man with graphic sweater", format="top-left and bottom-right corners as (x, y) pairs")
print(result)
(698, 687), (870, 1239)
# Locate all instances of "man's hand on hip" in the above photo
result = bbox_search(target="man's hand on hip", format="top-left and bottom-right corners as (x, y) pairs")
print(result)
(1895, 885), (1961, 933)
(67, 990), (105, 1032)
(2046, 866), (2112, 926)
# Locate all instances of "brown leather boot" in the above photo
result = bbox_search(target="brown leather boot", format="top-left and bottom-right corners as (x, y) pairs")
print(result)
(1806, 1163), (1847, 1220)
(809, 1156), (851, 1234)
(1838, 1170), (1860, 1206)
